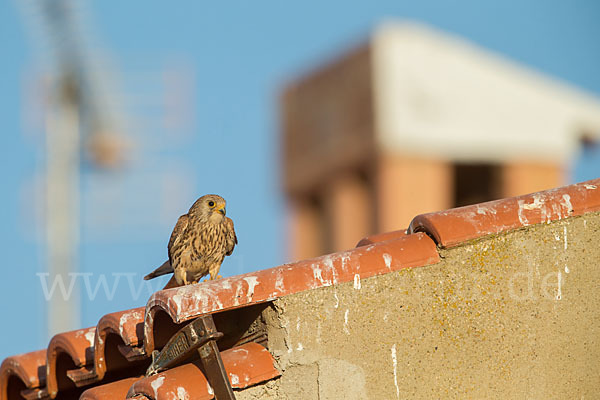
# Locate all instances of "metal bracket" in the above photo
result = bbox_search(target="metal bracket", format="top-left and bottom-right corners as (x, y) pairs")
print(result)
(146, 314), (236, 399)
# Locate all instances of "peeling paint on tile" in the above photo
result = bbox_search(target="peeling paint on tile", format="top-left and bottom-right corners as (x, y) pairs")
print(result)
(323, 257), (339, 285)
(220, 279), (232, 290)
(232, 347), (249, 356)
(151, 376), (165, 398)
(275, 270), (285, 294)
(339, 252), (352, 273)
(521, 195), (545, 211)
(476, 205), (497, 215)
(517, 200), (529, 226)
(561, 194), (573, 214)
(312, 264), (332, 287)
(172, 293), (184, 313)
(176, 386), (190, 400)
(233, 281), (243, 306)
(119, 309), (143, 338)
(334, 293), (339, 309)
(230, 373), (240, 386)
(584, 184), (597, 190)
(243, 276), (260, 301)
(383, 253), (392, 270)
(563, 226), (568, 250)
(84, 329), (95, 348)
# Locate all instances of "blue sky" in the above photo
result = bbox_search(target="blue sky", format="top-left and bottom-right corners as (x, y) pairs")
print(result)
(1, 1), (599, 360)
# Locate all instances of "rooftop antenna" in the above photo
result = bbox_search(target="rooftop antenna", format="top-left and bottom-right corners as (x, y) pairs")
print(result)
(19, 0), (127, 337)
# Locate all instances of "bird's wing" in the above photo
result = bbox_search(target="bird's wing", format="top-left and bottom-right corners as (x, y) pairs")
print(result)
(145, 214), (189, 280)
(225, 217), (238, 256)
(168, 214), (189, 262)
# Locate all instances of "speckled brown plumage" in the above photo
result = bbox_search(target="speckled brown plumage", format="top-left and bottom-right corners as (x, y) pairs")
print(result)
(144, 194), (237, 286)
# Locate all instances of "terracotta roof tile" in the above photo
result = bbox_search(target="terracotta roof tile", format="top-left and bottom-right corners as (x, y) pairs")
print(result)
(355, 229), (407, 247)
(45, 327), (96, 397)
(0, 350), (46, 400)
(126, 343), (280, 400)
(408, 178), (600, 248)
(142, 232), (439, 354)
(68, 307), (146, 387)
(222, 342), (281, 389)
(79, 377), (140, 400)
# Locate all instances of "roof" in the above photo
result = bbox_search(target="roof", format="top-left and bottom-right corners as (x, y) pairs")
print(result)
(2, 178), (599, 399)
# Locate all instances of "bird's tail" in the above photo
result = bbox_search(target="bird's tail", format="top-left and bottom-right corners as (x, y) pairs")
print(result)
(144, 260), (173, 280)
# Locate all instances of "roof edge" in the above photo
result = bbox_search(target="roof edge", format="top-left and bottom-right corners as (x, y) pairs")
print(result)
(408, 178), (600, 247)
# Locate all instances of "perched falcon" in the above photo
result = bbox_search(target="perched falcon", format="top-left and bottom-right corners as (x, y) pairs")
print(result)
(144, 194), (237, 286)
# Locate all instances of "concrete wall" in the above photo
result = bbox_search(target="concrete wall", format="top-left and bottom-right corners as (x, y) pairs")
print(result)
(238, 212), (600, 399)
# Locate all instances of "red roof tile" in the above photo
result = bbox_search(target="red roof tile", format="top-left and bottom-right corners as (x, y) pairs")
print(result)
(126, 343), (279, 400)
(355, 229), (407, 247)
(45, 327), (96, 397)
(409, 178), (600, 248)
(0, 350), (46, 400)
(79, 377), (140, 400)
(68, 307), (146, 387)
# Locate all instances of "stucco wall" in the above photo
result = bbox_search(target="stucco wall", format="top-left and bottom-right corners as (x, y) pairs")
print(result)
(237, 212), (600, 399)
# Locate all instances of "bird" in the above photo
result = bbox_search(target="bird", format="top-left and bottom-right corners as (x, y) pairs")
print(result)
(144, 194), (237, 286)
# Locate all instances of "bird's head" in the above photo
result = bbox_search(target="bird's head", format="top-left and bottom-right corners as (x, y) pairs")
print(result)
(189, 194), (227, 223)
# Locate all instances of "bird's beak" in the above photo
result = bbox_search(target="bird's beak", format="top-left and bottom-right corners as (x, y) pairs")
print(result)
(216, 205), (226, 215)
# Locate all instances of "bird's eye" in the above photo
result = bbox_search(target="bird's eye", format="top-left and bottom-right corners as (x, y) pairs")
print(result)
(208, 201), (215, 207)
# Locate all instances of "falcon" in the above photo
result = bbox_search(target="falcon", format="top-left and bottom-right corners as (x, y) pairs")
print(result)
(144, 194), (237, 286)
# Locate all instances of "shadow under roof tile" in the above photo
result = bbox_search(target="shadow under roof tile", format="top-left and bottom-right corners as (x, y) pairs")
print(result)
(0, 350), (46, 400)
(408, 178), (600, 248)
(142, 232), (439, 354)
